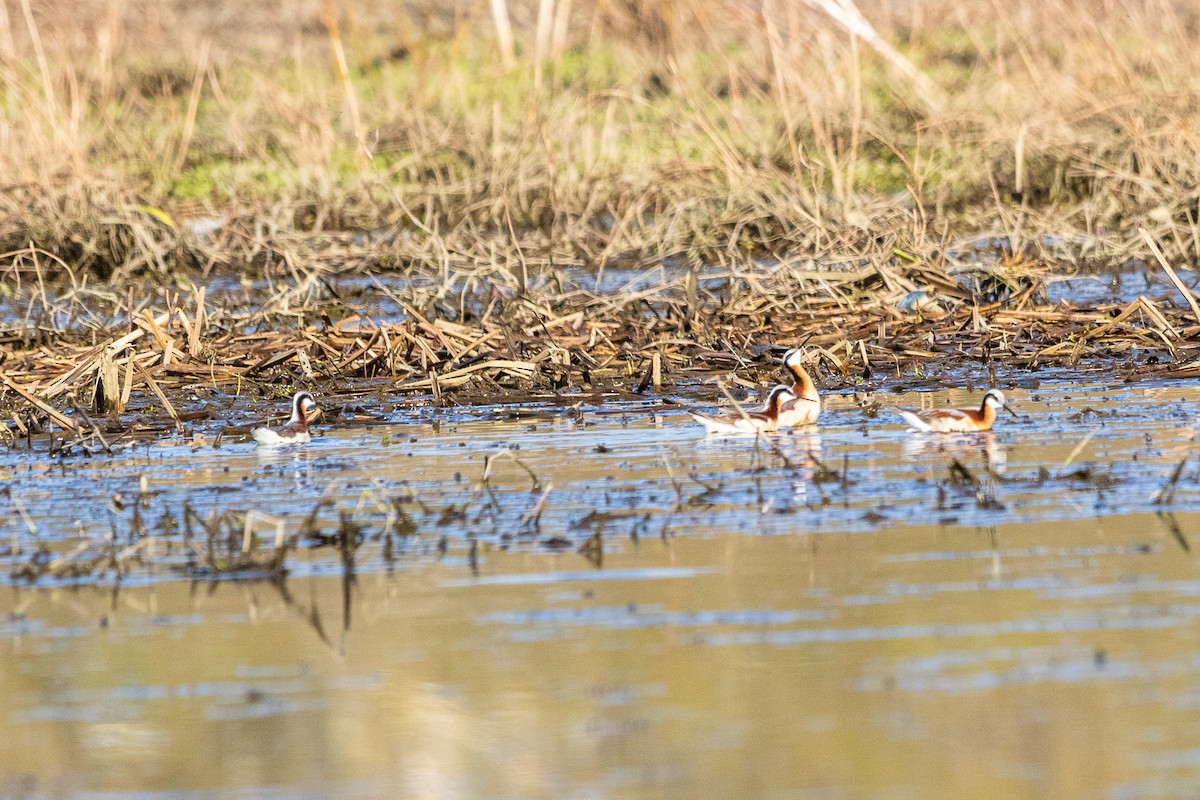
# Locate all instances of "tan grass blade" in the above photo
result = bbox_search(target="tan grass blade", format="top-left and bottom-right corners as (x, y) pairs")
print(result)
(189, 287), (205, 357)
(134, 362), (183, 434)
(319, 0), (370, 160)
(1139, 227), (1200, 328)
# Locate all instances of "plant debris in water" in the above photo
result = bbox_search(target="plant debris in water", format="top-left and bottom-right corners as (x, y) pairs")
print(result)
(2, 257), (1199, 447)
(5, 2), (1200, 583)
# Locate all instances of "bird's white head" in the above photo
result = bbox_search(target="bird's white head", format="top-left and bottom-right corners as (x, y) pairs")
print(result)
(766, 384), (798, 411)
(782, 348), (806, 370)
(292, 391), (318, 423)
(982, 390), (1006, 409)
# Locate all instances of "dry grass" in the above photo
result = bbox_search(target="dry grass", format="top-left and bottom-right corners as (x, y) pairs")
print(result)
(0, 0), (1198, 276)
(1, 0), (1200, 432)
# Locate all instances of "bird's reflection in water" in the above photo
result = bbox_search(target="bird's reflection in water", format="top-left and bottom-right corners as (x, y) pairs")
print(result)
(255, 445), (314, 482)
(776, 430), (822, 508)
(902, 431), (1007, 474)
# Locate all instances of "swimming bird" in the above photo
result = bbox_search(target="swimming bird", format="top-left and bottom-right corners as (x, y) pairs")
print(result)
(252, 391), (318, 445)
(898, 389), (1013, 433)
(690, 385), (797, 434)
(777, 347), (820, 427)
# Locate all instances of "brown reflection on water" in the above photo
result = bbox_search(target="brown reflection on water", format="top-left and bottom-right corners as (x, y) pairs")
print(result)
(4, 511), (1200, 798)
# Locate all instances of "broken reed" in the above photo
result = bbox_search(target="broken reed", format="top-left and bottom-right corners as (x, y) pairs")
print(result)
(1, 246), (1199, 448)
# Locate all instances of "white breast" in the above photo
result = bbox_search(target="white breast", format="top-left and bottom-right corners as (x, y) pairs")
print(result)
(252, 427), (310, 446)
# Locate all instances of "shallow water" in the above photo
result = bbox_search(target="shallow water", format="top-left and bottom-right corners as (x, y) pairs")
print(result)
(6, 379), (1200, 797)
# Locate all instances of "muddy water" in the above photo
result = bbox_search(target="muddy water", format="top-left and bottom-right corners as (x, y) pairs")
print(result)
(5, 380), (1200, 798)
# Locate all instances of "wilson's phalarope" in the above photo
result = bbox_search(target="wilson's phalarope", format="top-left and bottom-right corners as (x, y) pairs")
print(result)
(777, 348), (820, 427)
(690, 385), (797, 434)
(252, 391), (318, 446)
(898, 389), (1014, 433)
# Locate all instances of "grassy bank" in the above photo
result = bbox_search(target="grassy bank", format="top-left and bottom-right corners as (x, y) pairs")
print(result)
(2, 0), (1199, 281)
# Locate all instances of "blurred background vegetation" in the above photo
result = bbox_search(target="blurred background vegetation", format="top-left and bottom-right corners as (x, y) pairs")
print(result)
(1, 0), (1198, 278)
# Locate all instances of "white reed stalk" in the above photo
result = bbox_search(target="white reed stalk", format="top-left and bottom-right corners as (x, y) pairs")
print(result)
(490, 0), (516, 71)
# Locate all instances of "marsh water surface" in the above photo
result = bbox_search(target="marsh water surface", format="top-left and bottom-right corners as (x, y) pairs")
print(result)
(5, 378), (1200, 798)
